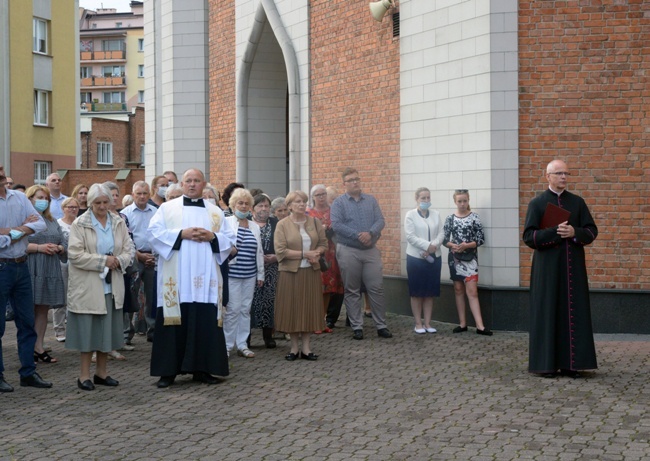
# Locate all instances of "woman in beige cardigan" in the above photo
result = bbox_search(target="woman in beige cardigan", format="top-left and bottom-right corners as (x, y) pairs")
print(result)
(274, 191), (327, 361)
(66, 184), (134, 390)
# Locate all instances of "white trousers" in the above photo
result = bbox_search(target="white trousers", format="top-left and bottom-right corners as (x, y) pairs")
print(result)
(224, 277), (256, 351)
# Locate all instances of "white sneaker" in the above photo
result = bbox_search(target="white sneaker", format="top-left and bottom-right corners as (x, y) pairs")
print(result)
(55, 336), (66, 342)
(414, 327), (426, 334)
(120, 344), (135, 351)
(425, 327), (437, 334)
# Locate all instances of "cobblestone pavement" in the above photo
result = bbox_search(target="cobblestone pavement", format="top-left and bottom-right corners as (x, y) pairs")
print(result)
(1, 313), (649, 461)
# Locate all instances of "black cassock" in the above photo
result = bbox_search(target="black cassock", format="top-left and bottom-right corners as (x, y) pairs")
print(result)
(523, 189), (598, 373)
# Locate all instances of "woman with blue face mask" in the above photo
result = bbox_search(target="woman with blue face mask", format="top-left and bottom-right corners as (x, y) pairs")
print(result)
(223, 188), (264, 358)
(25, 185), (67, 363)
(404, 187), (444, 334)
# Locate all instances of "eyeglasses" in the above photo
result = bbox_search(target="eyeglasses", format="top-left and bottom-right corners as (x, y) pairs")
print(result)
(50, 179), (62, 183)
(313, 193), (327, 198)
(548, 172), (571, 177)
(455, 189), (468, 194)
(344, 177), (361, 183)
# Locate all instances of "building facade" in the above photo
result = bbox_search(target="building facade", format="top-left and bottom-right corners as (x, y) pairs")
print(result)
(79, 1), (144, 112)
(0, 0), (79, 186)
(145, 0), (650, 333)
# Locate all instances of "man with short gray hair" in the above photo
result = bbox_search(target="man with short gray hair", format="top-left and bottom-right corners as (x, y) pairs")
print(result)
(121, 181), (157, 343)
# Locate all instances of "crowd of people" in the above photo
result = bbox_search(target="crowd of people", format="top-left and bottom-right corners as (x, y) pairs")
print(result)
(0, 159), (599, 392)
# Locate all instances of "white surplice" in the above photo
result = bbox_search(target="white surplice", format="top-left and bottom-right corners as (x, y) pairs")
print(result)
(148, 196), (236, 324)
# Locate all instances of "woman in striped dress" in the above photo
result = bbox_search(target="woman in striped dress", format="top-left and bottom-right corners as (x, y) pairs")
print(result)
(223, 188), (264, 358)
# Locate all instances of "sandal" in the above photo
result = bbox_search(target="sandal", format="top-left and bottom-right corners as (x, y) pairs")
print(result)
(34, 351), (58, 363)
(237, 348), (255, 358)
(108, 351), (126, 360)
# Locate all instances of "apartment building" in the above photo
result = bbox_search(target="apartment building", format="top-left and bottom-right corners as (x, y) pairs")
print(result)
(0, 0), (79, 186)
(79, 1), (144, 112)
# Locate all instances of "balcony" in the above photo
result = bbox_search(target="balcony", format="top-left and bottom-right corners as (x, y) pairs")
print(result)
(80, 50), (126, 62)
(80, 76), (126, 89)
(82, 102), (127, 112)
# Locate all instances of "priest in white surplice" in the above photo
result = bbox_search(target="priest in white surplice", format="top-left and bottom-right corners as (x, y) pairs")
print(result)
(147, 169), (236, 388)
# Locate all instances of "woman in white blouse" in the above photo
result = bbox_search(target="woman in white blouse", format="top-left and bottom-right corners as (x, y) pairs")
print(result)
(404, 187), (444, 334)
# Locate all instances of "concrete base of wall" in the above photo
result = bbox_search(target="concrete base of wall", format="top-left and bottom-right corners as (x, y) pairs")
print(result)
(384, 277), (650, 335)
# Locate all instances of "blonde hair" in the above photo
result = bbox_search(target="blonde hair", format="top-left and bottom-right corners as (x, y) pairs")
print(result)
(25, 185), (53, 221)
(453, 189), (471, 211)
(228, 188), (254, 209)
(71, 184), (89, 205)
(285, 190), (308, 208)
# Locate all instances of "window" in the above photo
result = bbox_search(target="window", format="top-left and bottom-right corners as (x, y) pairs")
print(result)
(138, 90), (144, 104)
(97, 142), (113, 165)
(102, 39), (124, 51)
(138, 65), (144, 78)
(80, 67), (91, 78)
(140, 144), (145, 164)
(138, 38), (144, 52)
(33, 18), (47, 54)
(80, 92), (93, 103)
(34, 90), (49, 126)
(103, 91), (125, 103)
(115, 22), (122, 28)
(102, 65), (125, 77)
(34, 161), (51, 185)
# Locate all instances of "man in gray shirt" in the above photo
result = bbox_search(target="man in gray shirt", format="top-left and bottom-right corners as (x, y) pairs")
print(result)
(330, 167), (392, 340)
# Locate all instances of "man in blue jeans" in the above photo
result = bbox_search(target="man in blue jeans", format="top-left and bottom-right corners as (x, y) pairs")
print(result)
(0, 164), (52, 392)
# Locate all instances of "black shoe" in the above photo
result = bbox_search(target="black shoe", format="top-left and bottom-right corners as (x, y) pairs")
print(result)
(452, 326), (468, 333)
(157, 376), (176, 388)
(94, 375), (119, 387)
(559, 369), (583, 379)
(326, 322), (335, 329)
(0, 377), (14, 393)
(535, 372), (557, 379)
(352, 329), (363, 340)
(20, 372), (53, 389)
(192, 372), (222, 385)
(364, 312), (372, 318)
(377, 328), (393, 338)
(5, 312), (14, 321)
(262, 328), (276, 349)
(147, 336), (154, 343)
(476, 328), (493, 336)
(264, 338), (277, 349)
(77, 378), (95, 391)
(300, 352), (318, 361)
(285, 352), (300, 361)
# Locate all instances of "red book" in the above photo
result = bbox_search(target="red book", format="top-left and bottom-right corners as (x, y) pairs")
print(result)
(540, 202), (571, 229)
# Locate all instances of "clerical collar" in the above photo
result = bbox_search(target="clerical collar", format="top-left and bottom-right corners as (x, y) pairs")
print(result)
(183, 196), (205, 207)
(548, 186), (565, 196)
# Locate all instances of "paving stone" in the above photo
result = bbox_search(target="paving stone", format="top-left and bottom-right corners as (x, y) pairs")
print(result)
(2, 314), (650, 460)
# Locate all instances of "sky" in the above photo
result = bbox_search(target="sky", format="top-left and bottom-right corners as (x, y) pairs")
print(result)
(79, 0), (134, 13)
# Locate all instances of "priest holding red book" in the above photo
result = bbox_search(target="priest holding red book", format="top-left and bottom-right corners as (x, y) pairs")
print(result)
(523, 159), (598, 378)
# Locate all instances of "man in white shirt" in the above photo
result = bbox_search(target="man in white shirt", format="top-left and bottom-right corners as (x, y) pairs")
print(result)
(46, 173), (67, 220)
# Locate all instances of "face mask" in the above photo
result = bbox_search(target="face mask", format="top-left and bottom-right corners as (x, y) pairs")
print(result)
(34, 199), (49, 212)
(9, 229), (25, 240)
(419, 201), (431, 210)
(205, 198), (216, 206)
(157, 186), (168, 198)
(254, 210), (270, 222)
(234, 210), (248, 220)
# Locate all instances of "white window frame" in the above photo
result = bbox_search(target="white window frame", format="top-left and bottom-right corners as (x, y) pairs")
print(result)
(80, 67), (91, 78)
(138, 38), (144, 52)
(33, 18), (47, 54)
(140, 144), (145, 164)
(34, 90), (49, 126)
(138, 65), (144, 78)
(102, 39), (124, 52)
(33, 161), (51, 185)
(97, 142), (113, 165)
(80, 92), (93, 103)
(138, 90), (144, 104)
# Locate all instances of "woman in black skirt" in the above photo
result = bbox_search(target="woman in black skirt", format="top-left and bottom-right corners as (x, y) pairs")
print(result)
(404, 187), (444, 334)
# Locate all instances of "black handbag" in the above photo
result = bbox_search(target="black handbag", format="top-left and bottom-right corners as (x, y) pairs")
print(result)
(318, 256), (330, 272)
